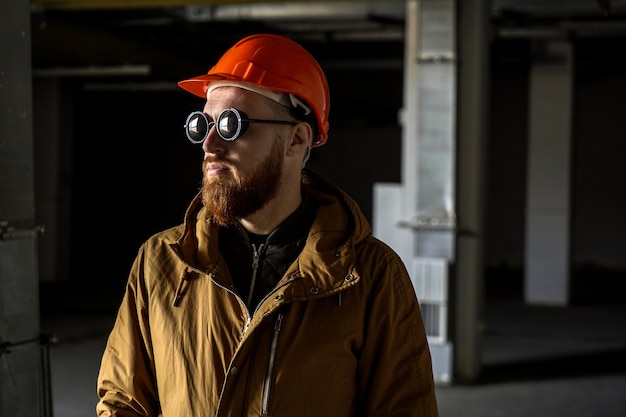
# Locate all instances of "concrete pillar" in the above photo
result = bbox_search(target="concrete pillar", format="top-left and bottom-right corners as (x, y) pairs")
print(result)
(455, 0), (490, 383)
(0, 0), (46, 415)
(525, 40), (573, 305)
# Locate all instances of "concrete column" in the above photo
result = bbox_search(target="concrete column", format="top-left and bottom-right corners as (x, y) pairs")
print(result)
(525, 40), (573, 305)
(455, 0), (490, 383)
(0, 0), (45, 415)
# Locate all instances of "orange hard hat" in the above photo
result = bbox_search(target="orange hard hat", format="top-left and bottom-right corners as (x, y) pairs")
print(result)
(178, 33), (330, 147)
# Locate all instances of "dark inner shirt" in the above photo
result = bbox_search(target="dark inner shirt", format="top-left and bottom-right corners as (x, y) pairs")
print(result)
(218, 194), (317, 311)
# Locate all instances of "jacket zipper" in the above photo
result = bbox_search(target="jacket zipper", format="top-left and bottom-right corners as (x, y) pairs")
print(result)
(261, 312), (284, 416)
(247, 243), (265, 307)
(209, 274), (252, 334)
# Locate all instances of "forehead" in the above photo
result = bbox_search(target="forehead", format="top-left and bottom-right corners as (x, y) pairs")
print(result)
(203, 87), (274, 116)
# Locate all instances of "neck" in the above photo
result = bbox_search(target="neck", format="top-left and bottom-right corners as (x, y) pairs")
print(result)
(240, 182), (302, 235)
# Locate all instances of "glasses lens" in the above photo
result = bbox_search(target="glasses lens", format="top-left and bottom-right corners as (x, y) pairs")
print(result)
(217, 109), (242, 141)
(185, 112), (209, 144)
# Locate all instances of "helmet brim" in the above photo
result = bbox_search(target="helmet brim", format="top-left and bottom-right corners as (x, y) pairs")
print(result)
(177, 74), (235, 98)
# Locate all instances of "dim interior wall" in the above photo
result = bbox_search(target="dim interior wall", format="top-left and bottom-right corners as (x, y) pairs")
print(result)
(66, 88), (201, 293)
(486, 38), (626, 270)
(572, 38), (626, 272)
(485, 39), (530, 271)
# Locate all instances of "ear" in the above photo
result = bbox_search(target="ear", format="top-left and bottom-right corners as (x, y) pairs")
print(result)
(285, 122), (313, 157)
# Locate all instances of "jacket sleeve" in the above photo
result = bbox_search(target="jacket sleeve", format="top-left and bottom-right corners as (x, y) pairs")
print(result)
(357, 241), (439, 417)
(96, 245), (160, 416)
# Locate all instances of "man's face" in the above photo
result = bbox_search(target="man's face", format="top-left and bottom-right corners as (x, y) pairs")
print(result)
(200, 87), (289, 225)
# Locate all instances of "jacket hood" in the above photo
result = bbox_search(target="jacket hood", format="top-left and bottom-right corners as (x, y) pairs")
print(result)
(301, 168), (371, 247)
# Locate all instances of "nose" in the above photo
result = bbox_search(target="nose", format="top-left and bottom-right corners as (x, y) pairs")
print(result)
(202, 126), (225, 154)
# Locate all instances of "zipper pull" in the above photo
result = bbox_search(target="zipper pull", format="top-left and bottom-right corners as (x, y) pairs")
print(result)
(274, 312), (284, 332)
(252, 244), (261, 270)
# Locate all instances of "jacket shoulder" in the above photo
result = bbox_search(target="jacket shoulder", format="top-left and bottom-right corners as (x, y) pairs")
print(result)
(356, 234), (405, 266)
(142, 223), (185, 249)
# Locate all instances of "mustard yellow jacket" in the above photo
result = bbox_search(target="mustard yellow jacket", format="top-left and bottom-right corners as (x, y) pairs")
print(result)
(97, 170), (439, 417)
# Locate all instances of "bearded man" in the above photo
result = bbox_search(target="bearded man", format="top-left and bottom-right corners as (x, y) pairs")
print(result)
(96, 33), (439, 417)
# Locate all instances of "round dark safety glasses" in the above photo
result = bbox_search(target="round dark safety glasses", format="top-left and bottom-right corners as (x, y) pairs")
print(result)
(184, 107), (298, 144)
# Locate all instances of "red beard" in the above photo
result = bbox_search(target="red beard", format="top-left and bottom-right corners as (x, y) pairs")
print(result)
(201, 140), (283, 225)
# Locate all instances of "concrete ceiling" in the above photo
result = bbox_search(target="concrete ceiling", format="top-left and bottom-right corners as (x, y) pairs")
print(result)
(30, 0), (626, 84)
(30, 1), (407, 83)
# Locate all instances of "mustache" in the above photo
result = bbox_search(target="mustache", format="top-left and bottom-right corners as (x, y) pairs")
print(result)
(203, 156), (234, 167)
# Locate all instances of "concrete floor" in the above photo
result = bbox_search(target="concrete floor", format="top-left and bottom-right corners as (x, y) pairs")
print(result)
(40, 283), (626, 417)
